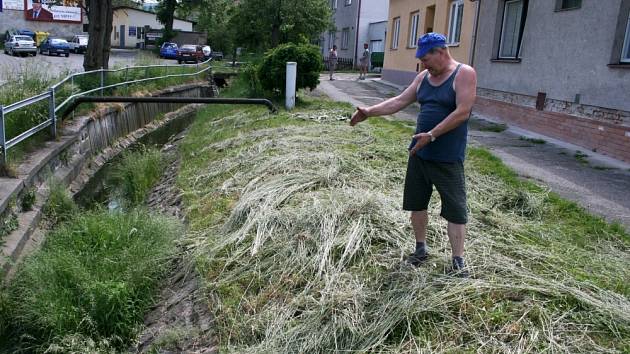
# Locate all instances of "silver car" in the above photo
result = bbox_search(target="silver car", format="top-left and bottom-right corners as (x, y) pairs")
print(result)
(68, 35), (88, 54)
(4, 35), (37, 57)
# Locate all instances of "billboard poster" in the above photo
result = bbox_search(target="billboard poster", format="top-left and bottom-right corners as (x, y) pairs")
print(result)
(24, 0), (81, 23)
(3, 0), (24, 10)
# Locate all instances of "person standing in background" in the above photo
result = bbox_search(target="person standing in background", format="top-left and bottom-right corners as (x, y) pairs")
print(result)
(329, 45), (338, 81)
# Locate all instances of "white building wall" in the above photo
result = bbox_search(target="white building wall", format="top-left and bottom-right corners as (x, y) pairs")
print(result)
(111, 8), (193, 48)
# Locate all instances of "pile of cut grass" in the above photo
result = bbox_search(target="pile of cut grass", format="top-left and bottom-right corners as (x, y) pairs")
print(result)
(177, 98), (630, 353)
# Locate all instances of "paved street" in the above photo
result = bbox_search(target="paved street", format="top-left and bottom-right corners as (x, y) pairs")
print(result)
(0, 48), (173, 84)
(317, 73), (630, 231)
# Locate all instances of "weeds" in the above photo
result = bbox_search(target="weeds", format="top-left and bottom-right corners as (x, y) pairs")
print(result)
(478, 121), (508, 133)
(575, 150), (589, 165)
(42, 179), (78, 225)
(519, 136), (546, 144)
(106, 146), (166, 208)
(1, 209), (181, 352)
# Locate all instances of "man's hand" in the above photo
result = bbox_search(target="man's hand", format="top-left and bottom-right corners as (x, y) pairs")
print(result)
(409, 133), (432, 156)
(350, 107), (369, 126)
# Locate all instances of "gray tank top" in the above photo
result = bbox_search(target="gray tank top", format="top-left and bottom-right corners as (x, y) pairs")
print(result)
(411, 64), (468, 162)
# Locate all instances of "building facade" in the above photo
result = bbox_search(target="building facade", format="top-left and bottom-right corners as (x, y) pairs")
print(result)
(382, 0), (478, 86)
(472, 0), (630, 162)
(320, 0), (389, 67)
(111, 6), (194, 49)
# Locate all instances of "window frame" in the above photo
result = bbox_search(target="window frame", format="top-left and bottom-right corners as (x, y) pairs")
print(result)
(391, 17), (400, 49)
(408, 11), (420, 48)
(498, 0), (526, 60)
(331, 0), (337, 10)
(341, 28), (350, 50)
(328, 31), (336, 49)
(555, 0), (581, 11)
(345, 0), (351, 6)
(447, 0), (464, 44)
(622, 13), (630, 63)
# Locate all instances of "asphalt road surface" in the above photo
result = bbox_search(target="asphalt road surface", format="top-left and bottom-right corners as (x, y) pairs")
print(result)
(0, 48), (173, 85)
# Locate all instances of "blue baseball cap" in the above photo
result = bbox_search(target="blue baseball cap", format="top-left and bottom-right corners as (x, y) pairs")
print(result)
(415, 32), (447, 59)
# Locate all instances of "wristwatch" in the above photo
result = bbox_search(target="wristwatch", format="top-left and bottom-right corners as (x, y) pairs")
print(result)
(428, 131), (436, 142)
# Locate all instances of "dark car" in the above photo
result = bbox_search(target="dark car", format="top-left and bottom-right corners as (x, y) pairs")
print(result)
(39, 37), (70, 57)
(177, 45), (204, 64)
(159, 42), (178, 59)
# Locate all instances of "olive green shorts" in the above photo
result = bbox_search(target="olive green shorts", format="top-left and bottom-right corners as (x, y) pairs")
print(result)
(403, 156), (468, 224)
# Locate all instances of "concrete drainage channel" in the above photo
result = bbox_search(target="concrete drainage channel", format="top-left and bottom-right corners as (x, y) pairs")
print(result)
(0, 82), (213, 277)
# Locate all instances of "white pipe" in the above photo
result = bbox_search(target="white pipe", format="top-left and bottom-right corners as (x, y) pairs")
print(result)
(285, 62), (297, 110)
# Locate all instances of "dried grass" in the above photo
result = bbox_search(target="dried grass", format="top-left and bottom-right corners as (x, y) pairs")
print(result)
(181, 108), (630, 353)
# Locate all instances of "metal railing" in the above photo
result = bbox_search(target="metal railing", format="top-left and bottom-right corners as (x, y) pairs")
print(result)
(0, 58), (213, 171)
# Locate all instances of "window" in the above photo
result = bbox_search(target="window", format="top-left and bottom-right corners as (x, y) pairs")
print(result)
(345, 0), (351, 5)
(499, 0), (526, 59)
(331, 0), (337, 10)
(447, 0), (464, 44)
(341, 28), (350, 49)
(391, 17), (400, 49)
(556, 0), (581, 10)
(328, 31), (336, 49)
(370, 40), (384, 52)
(408, 12), (420, 48)
(623, 13), (630, 63)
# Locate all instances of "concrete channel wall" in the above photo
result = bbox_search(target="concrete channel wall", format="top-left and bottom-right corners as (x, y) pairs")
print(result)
(0, 82), (213, 277)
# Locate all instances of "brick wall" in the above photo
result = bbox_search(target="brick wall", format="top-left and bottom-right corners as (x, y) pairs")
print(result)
(474, 97), (630, 163)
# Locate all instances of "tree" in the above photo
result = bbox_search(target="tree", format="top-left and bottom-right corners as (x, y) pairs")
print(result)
(156, 0), (200, 42)
(188, 0), (235, 53)
(156, 0), (177, 41)
(83, 0), (114, 71)
(230, 0), (331, 50)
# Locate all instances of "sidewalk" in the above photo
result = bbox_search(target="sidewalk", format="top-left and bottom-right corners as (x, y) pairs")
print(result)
(316, 73), (630, 231)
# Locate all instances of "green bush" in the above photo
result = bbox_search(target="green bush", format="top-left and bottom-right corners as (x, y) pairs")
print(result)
(2, 209), (180, 351)
(257, 43), (323, 96)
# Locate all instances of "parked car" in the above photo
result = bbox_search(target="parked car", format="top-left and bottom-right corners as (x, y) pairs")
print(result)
(3, 35), (37, 57)
(211, 51), (223, 61)
(39, 37), (70, 57)
(176, 45), (204, 64)
(202, 45), (212, 60)
(68, 35), (88, 54)
(4, 29), (35, 42)
(159, 42), (178, 59)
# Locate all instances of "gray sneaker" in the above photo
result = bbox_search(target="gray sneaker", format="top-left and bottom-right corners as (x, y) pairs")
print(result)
(448, 257), (469, 278)
(405, 252), (428, 267)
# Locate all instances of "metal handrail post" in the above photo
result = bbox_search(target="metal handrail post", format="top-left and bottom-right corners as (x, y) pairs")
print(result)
(71, 75), (75, 120)
(0, 105), (6, 173)
(48, 88), (56, 139)
(100, 67), (104, 96)
(125, 66), (129, 95)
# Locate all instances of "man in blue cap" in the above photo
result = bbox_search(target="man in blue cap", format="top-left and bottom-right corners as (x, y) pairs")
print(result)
(349, 32), (477, 276)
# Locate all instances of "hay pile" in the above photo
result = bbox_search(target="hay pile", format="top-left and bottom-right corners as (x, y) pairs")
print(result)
(181, 108), (629, 353)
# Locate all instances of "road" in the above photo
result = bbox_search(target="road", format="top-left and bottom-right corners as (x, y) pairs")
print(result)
(0, 48), (174, 85)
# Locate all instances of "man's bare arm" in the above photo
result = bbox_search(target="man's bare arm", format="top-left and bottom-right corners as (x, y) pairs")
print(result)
(350, 70), (427, 126)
